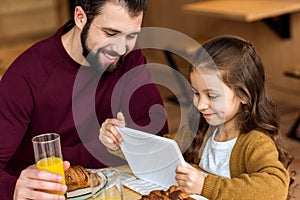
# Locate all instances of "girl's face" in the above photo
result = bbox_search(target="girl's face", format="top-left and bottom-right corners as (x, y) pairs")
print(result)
(190, 69), (243, 127)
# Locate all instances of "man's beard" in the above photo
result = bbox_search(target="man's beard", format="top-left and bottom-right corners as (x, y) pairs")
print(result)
(81, 27), (124, 73)
(84, 47), (125, 73)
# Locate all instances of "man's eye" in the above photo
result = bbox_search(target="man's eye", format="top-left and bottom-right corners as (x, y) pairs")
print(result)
(126, 34), (137, 40)
(105, 31), (116, 37)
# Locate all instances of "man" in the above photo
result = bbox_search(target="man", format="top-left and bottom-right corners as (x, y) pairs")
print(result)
(0, 0), (168, 199)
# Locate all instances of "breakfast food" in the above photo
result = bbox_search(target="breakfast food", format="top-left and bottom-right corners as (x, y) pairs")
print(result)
(140, 185), (195, 200)
(65, 165), (101, 192)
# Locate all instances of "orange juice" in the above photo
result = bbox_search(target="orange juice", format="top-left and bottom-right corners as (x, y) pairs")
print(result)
(37, 157), (66, 195)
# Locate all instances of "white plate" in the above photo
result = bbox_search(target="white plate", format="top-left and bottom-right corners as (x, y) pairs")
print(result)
(190, 194), (209, 200)
(66, 172), (106, 200)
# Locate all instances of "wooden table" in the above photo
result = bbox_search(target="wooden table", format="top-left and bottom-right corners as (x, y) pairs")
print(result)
(182, 0), (300, 22)
(182, 0), (300, 39)
(116, 165), (141, 200)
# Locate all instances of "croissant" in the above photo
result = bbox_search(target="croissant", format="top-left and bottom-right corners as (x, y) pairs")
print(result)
(65, 165), (101, 192)
(140, 185), (195, 200)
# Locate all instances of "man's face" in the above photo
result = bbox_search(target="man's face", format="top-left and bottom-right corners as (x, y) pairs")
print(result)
(81, 2), (143, 72)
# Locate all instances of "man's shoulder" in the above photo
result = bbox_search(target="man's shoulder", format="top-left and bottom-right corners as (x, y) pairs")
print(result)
(2, 31), (70, 88)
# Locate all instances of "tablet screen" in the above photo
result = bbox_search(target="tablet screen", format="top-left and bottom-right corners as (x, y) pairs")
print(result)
(117, 127), (186, 188)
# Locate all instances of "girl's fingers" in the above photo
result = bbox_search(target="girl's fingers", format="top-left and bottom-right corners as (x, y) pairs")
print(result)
(176, 165), (190, 174)
(175, 173), (186, 182)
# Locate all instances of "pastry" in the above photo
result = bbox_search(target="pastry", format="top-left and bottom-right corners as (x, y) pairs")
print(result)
(65, 165), (101, 192)
(140, 185), (195, 200)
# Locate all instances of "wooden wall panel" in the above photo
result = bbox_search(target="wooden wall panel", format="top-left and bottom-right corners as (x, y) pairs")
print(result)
(0, 0), (69, 45)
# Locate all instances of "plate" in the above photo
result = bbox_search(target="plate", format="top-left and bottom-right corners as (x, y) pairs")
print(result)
(190, 194), (209, 200)
(67, 172), (106, 200)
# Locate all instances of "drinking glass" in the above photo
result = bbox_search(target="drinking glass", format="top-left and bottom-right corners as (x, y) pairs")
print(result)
(90, 168), (123, 200)
(32, 133), (66, 195)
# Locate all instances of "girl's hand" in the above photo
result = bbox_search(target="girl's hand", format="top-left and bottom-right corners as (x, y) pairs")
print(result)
(175, 163), (205, 195)
(13, 161), (70, 200)
(99, 112), (126, 151)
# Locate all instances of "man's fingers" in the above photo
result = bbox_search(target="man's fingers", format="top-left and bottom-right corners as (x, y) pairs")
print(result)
(15, 167), (67, 200)
(107, 124), (123, 143)
(25, 189), (65, 200)
(63, 161), (70, 171)
(99, 128), (120, 151)
(23, 168), (63, 183)
(117, 112), (125, 127)
(103, 118), (124, 129)
(26, 178), (67, 192)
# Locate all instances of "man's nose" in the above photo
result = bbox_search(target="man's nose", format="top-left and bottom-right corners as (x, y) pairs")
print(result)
(112, 36), (127, 55)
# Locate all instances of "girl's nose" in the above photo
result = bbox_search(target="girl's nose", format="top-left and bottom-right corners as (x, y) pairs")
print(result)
(196, 97), (209, 111)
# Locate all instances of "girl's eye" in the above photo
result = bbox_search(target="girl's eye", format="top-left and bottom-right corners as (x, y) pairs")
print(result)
(192, 89), (199, 96)
(208, 95), (218, 99)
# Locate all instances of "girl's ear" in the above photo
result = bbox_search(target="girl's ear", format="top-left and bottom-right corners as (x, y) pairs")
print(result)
(74, 6), (87, 30)
(240, 96), (247, 105)
(241, 99), (247, 105)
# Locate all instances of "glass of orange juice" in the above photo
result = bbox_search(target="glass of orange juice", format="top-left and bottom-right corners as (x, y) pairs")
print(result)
(32, 133), (66, 195)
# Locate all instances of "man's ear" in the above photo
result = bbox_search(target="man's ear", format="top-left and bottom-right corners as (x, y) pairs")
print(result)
(74, 6), (87, 30)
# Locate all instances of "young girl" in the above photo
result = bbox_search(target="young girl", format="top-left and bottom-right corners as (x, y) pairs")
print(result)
(175, 35), (293, 200)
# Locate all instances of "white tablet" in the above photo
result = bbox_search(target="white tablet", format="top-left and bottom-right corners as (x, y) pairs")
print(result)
(116, 127), (186, 188)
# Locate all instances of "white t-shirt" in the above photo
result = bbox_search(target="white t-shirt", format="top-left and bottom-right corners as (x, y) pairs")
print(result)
(199, 128), (237, 178)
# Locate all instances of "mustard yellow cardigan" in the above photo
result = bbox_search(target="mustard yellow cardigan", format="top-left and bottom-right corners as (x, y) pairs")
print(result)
(196, 130), (289, 200)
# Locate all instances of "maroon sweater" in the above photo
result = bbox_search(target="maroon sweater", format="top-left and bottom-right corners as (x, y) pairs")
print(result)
(0, 21), (168, 199)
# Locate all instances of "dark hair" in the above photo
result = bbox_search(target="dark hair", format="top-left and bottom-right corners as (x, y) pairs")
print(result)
(75, 0), (147, 57)
(75, 0), (147, 20)
(183, 35), (295, 197)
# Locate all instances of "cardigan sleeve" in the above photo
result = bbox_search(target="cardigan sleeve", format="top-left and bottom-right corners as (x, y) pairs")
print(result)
(201, 132), (290, 200)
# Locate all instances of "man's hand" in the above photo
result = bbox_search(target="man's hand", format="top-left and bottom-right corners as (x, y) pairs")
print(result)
(99, 112), (126, 151)
(13, 161), (70, 200)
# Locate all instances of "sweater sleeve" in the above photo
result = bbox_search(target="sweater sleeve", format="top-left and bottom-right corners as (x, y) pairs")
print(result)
(201, 133), (290, 200)
(0, 59), (35, 199)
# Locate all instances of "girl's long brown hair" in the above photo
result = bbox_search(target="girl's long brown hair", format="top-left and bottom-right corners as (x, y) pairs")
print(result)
(183, 35), (295, 197)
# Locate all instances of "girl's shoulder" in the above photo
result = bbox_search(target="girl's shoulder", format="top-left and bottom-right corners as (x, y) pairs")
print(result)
(237, 130), (275, 148)
(241, 130), (270, 138)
